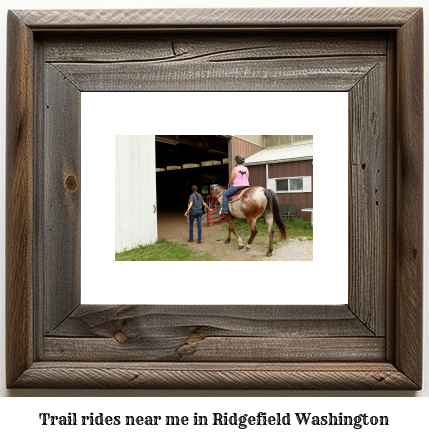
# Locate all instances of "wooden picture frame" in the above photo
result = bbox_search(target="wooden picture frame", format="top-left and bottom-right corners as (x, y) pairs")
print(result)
(6, 8), (423, 389)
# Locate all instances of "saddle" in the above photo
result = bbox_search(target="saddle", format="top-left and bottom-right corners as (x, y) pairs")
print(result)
(228, 186), (249, 203)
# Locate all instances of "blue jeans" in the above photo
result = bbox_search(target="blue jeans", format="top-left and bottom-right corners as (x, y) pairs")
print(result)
(222, 186), (241, 211)
(189, 210), (203, 242)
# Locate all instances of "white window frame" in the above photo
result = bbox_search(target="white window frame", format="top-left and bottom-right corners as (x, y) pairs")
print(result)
(268, 176), (312, 193)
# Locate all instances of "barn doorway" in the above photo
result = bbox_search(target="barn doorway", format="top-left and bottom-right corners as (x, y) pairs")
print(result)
(155, 135), (230, 241)
(115, 135), (263, 251)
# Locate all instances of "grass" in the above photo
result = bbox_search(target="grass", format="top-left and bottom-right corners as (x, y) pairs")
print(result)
(231, 217), (313, 240)
(115, 238), (218, 261)
(283, 218), (313, 239)
(115, 219), (312, 261)
(217, 218), (313, 248)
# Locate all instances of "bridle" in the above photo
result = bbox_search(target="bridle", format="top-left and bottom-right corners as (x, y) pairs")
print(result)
(210, 184), (226, 201)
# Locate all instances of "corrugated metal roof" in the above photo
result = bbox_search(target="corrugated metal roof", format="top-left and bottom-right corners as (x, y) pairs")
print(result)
(245, 141), (313, 166)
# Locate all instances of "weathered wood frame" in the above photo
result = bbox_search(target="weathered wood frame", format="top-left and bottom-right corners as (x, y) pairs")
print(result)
(6, 8), (423, 389)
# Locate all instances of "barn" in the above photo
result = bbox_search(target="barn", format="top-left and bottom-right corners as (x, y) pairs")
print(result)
(115, 135), (264, 252)
(115, 135), (313, 252)
(154, 135), (262, 207)
(244, 140), (313, 221)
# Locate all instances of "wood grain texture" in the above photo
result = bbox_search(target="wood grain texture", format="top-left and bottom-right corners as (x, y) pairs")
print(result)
(44, 337), (385, 362)
(385, 34), (398, 363)
(33, 38), (47, 361)
(6, 11), (34, 388)
(43, 64), (81, 333)
(42, 33), (388, 63)
(348, 62), (386, 336)
(14, 8), (420, 29)
(47, 305), (373, 337)
(52, 56), (383, 92)
(6, 7), (423, 390)
(11, 362), (419, 390)
(43, 305), (379, 361)
(395, 9), (423, 387)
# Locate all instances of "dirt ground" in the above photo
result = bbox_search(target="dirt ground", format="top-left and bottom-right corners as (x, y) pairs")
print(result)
(157, 207), (313, 261)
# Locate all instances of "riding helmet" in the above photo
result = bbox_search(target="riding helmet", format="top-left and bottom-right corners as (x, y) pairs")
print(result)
(235, 155), (245, 163)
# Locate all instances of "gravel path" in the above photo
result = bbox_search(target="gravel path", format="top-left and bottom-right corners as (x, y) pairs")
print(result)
(157, 207), (312, 261)
(261, 237), (313, 261)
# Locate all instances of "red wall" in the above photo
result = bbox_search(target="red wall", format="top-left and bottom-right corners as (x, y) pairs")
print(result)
(249, 160), (313, 220)
(248, 164), (266, 188)
(230, 137), (264, 170)
(230, 138), (313, 221)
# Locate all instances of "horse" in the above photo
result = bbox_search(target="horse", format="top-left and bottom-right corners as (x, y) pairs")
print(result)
(210, 185), (287, 257)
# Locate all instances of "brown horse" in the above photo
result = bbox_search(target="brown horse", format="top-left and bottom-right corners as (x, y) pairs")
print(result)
(211, 185), (287, 257)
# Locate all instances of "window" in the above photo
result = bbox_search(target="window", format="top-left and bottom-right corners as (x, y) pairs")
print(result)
(276, 178), (303, 191)
(276, 179), (288, 191)
(268, 176), (311, 193)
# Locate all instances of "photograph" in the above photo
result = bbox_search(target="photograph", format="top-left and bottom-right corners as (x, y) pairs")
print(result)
(114, 135), (313, 261)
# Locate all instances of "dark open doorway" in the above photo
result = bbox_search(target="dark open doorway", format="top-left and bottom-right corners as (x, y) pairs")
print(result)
(155, 135), (230, 240)
(155, 135), (230, 209)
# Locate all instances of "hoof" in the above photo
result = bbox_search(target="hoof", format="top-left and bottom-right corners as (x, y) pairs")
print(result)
(246, 246), (252, 251)
(266, 251), (273, 257)
(239, 245), (244, 250)
(224, 239), (230, 244)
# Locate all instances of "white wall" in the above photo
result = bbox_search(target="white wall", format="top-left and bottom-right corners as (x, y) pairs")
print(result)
(0, 0), (427, 403)
(114, 135), (157, 253)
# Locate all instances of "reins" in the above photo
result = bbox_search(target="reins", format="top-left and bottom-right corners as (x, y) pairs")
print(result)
(211, 186), (226, 202)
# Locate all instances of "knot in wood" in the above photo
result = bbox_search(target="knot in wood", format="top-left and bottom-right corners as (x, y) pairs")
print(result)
(114, 331), (128, 343)
(186, 333), (203, 344)
(65, 174), (78, 193)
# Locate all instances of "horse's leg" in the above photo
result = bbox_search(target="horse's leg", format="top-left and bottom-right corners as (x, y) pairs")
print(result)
(265, 213), (274, 257)
(225, 223), (232, 244)
(225, 215), (244, 249)
(246, 217), (258, 250)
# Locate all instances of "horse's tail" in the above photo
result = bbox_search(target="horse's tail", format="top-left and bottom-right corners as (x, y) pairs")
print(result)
(264, 189), (287, 243)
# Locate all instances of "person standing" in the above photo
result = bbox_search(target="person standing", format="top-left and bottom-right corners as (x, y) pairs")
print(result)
(185, 185), (212, 243)
(221, 155), (250, 215)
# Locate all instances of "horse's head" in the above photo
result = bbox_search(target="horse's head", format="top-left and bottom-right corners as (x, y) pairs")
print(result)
(210, 184), (224, 201)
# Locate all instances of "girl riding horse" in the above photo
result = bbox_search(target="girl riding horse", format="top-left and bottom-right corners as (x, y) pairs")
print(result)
(221, 155), (249, 215)
(211, 181), (286, 257)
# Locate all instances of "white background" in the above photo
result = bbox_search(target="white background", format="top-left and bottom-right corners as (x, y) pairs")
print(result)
(2, 397), (429, 435)
(0, 0), (427, 423)
(81, 92), (348, 305)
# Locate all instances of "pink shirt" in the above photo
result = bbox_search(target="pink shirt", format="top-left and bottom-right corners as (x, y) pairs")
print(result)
(233, 166), (249, 187)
